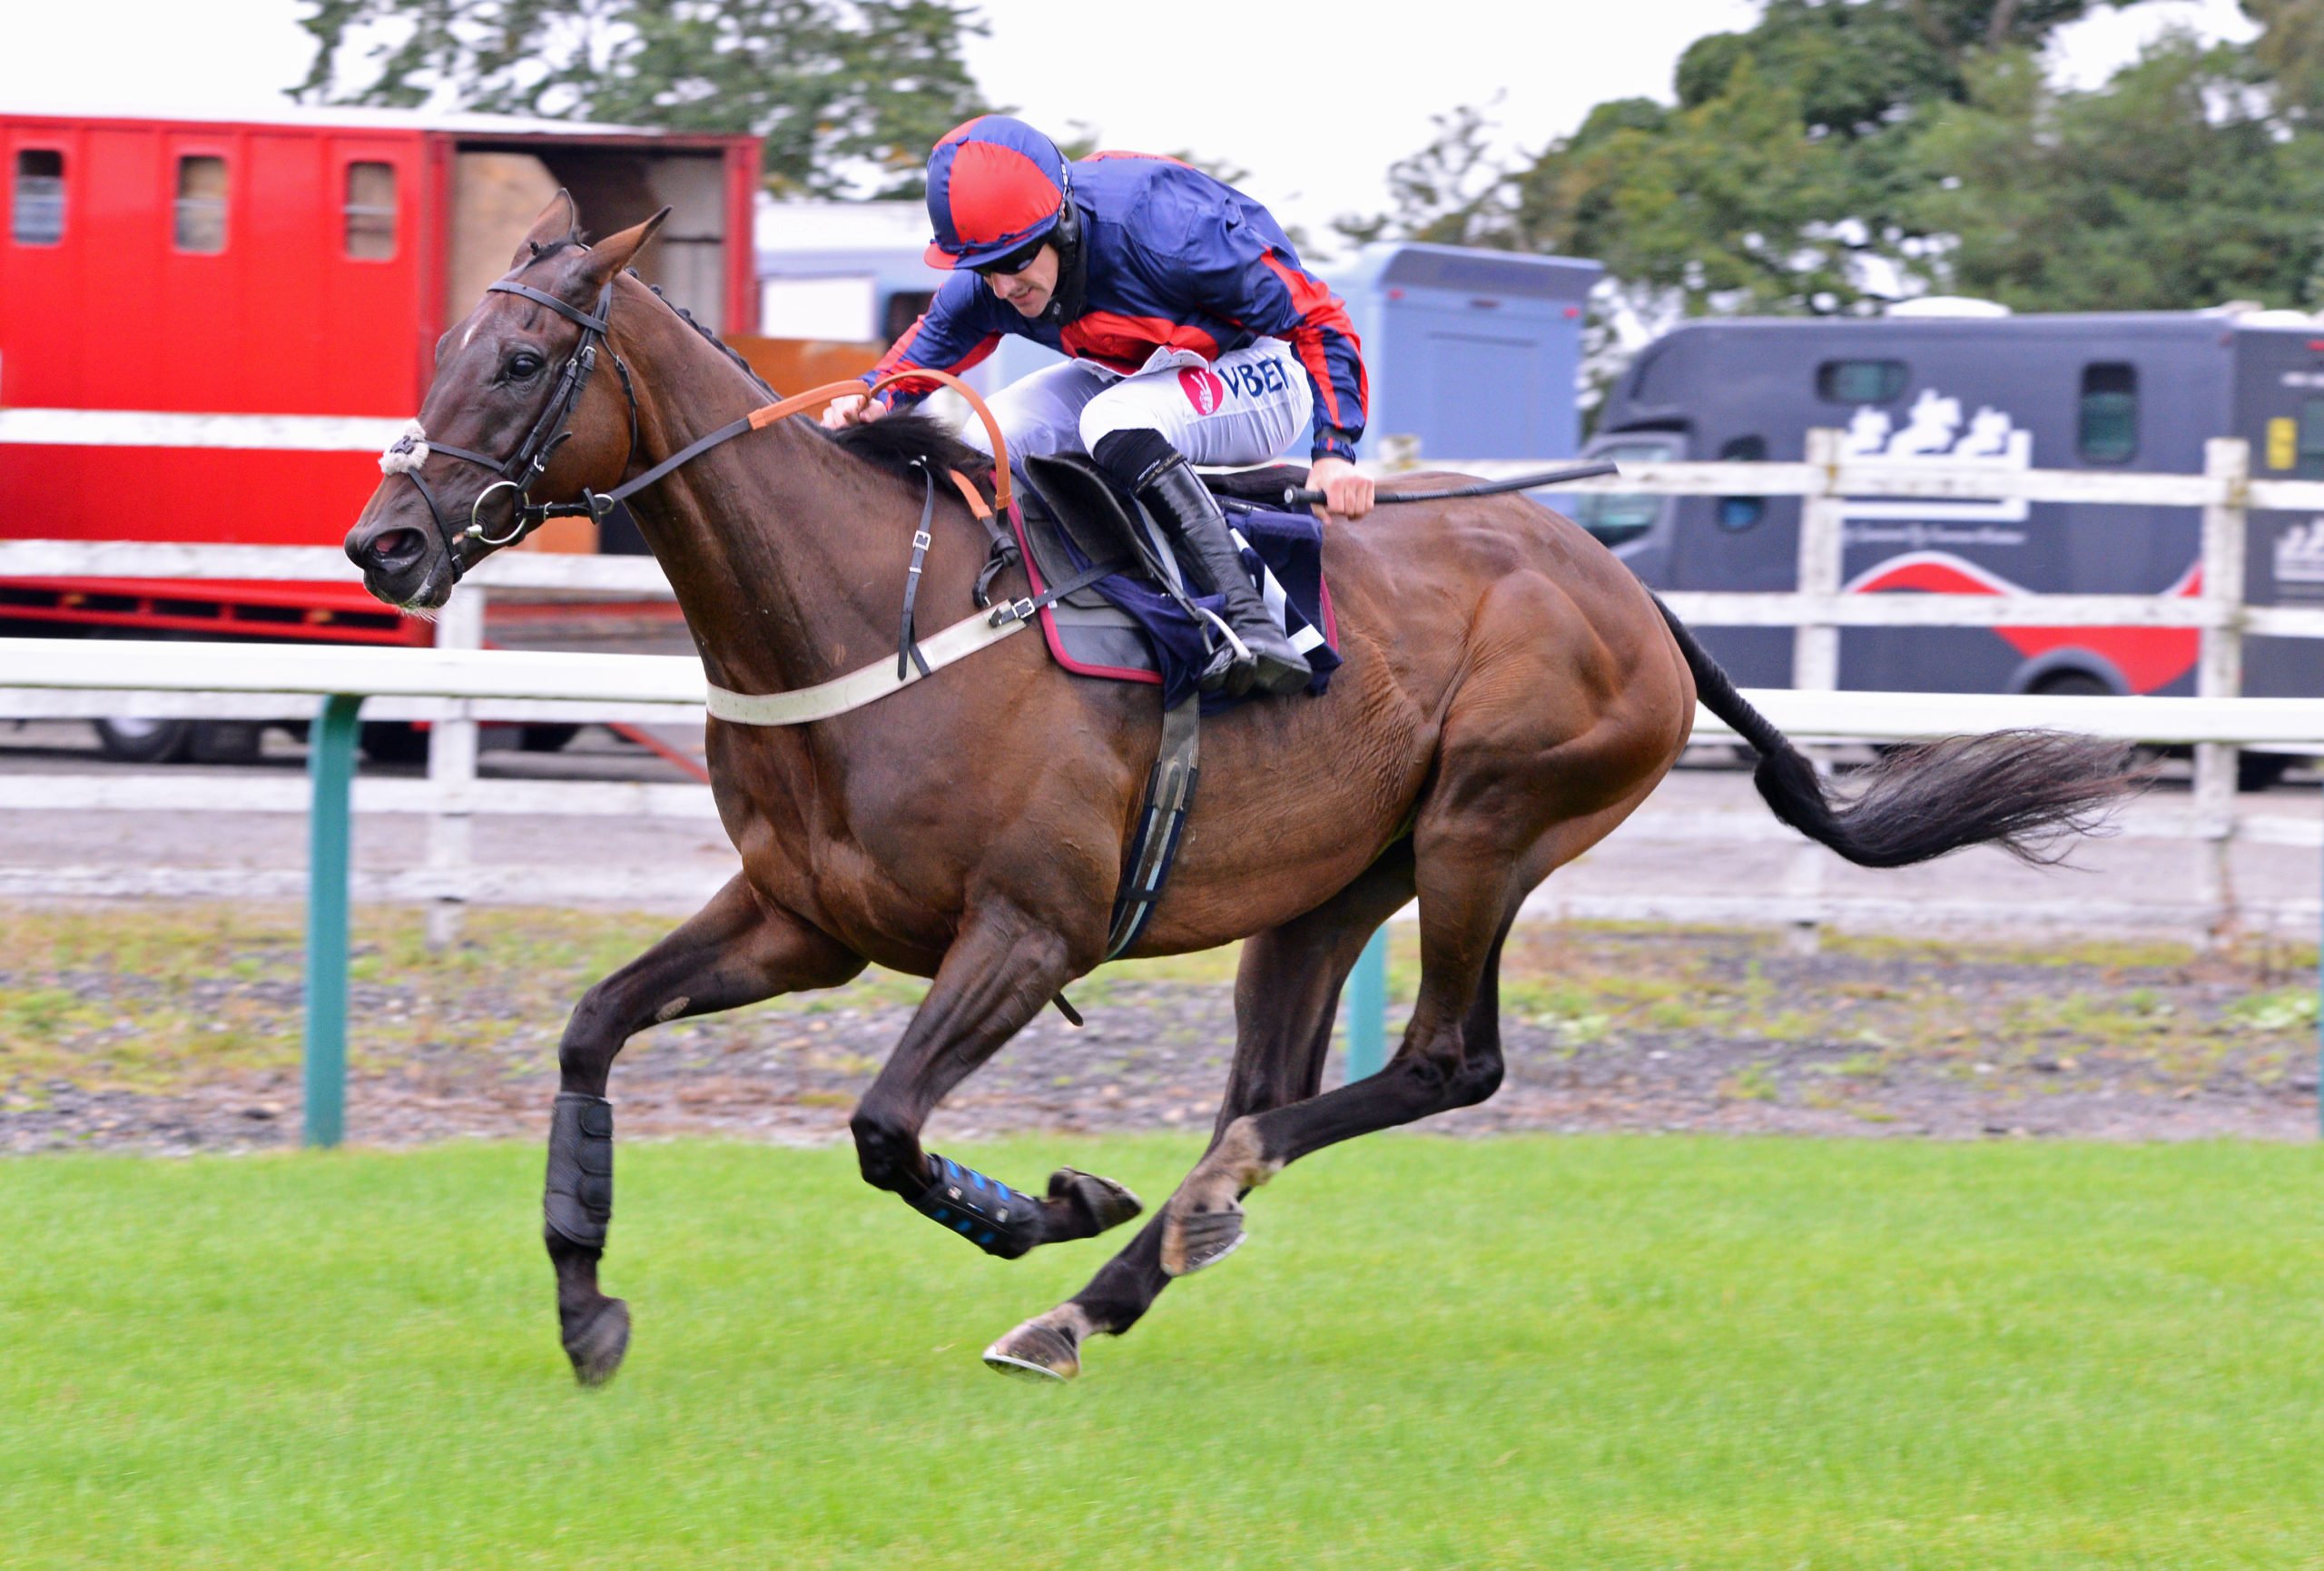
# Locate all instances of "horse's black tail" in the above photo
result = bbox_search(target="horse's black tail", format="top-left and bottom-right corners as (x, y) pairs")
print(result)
(1651, 595), (2146, 869)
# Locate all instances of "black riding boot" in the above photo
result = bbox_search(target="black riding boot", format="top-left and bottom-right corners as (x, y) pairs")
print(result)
(1095, 432), (1313, 698)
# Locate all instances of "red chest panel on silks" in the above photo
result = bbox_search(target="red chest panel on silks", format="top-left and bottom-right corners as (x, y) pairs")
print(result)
(1059, 314), (1223, 374)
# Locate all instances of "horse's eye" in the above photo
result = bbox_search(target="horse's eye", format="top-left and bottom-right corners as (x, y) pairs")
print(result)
(506, 352), (545, 381)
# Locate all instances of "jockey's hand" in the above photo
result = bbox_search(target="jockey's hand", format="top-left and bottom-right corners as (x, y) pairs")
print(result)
(821, 393), (886, 430)
(1307, 456), (1375, 519)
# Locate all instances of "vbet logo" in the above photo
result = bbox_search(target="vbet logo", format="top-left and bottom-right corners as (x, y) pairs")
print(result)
(1177, 367), (1226, 417)
(2275, 517), (2324, 588)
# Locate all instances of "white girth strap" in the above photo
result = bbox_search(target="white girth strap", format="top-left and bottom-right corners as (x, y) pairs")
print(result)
(704, 605), (1029, 726)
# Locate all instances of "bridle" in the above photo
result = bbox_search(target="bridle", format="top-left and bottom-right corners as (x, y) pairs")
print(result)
(384, 276), (639, 582)
(377, 262), (1019, 591)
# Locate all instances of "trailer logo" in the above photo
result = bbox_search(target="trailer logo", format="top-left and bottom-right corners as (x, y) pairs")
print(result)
(1839, 390), (2033, 536)
(2274, 518), (2324, 589)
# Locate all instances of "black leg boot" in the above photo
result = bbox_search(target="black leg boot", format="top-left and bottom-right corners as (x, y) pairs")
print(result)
(1093, 431), (1313, 697)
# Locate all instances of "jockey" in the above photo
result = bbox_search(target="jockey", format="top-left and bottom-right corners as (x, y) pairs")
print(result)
(822, 115), (1374, 698)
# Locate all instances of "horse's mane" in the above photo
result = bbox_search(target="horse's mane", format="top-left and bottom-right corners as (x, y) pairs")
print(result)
(826, 410), (996, 489)
(619, 265), (993, 490)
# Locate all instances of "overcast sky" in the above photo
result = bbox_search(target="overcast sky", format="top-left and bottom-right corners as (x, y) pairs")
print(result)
(0, 0), (2257, 254)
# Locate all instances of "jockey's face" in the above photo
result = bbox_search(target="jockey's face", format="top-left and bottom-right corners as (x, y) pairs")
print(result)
(980, 243), (1059, 318)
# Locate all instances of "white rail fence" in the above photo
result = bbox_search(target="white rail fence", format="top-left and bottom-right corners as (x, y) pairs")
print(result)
(1, 420), (2321, 939)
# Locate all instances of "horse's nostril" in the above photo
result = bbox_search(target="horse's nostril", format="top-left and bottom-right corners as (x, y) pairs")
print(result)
(369, 529), (426, 566)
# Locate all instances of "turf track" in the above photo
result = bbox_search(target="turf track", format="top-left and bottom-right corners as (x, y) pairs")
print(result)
(6, 1135), (2323, 1568)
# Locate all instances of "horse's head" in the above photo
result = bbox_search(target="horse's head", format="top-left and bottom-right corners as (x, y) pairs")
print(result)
(345, 193), (666, 610)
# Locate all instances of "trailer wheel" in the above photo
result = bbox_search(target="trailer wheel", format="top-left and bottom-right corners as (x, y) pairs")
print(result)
(93, 716), (193, 764)
(518, 723), (582, 753)
(359, 721), (431, 765)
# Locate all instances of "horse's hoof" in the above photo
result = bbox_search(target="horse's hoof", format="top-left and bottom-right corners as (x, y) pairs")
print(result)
(981, 1319), (1080, 1381)
(1160, 1200), (1246, 1277)
(564, 1298), (631, 1388)
(1049, 1167), (1142, 1236)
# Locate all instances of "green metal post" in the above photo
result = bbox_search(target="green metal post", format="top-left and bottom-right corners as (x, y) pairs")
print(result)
(1345, 928), (1389, 1082)
(304, 693), (363, 1149)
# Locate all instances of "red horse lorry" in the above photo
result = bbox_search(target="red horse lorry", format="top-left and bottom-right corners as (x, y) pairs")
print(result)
(0, 106), (759, 756)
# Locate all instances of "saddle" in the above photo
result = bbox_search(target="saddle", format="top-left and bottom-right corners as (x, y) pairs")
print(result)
(1012, 453), (1342, 713)
(998, 454), (1342, 962)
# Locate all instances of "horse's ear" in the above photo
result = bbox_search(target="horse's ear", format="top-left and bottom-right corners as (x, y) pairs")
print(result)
(510, 190), (579, 268)
(579, 208), (672, 282)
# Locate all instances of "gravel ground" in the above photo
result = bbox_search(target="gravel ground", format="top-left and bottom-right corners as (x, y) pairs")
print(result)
(3, 907), (2317, 1155)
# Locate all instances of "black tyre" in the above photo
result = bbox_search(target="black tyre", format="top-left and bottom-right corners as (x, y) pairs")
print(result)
(2030, 670), (2112, 698)
(93, 716), (193, 764)
(2238, 751), (2292, 792)
(359, 720), (432, 765)
(518, 723), (583, 753)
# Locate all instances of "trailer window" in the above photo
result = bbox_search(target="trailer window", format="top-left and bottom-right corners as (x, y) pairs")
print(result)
(882, 290), (935, 346)
(2297, 399), (2324, 478)
(12, 149), (64, 246)
(173, 155), (227, 253)
(2078, 363), (2138, 463)
(343, 162), (398, 260)
(1570, 435), (1679, 546)
(1717, 436), (1767, 529)
(1816, 360), (1905, 404)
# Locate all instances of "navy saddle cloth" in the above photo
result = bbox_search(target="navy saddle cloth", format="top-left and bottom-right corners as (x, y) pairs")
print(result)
(1011, 454), (1343, 713)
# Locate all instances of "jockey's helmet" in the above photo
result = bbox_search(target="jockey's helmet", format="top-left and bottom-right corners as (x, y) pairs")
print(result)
(922, 116), (1069, 272)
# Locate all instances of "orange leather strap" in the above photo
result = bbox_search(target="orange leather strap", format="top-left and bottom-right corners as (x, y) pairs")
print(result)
(743, 370), (1014, 513)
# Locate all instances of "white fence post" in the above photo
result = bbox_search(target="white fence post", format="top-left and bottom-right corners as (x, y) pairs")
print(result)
(425, 589), (485, 947)
(1793, 428), (1846, 692)
(2195, 438), (2250, 938)
(1785, 428), (1847, 954)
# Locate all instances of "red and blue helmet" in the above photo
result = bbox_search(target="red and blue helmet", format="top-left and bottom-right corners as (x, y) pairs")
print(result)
(922, 116), (1069, 272)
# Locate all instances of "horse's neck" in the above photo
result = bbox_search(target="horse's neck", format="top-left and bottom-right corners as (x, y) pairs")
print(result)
(615, 314), (901, 696)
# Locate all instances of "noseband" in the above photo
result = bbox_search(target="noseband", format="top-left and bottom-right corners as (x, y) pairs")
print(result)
(384, 278), (638, 582)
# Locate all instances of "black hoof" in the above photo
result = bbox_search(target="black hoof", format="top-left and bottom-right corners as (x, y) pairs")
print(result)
(1049, 1167), (1143, 1236)
(564, 1297), (631, 1388)
(982, 1319), (1080, 1381)
(1162, 1202), (1246, 1277)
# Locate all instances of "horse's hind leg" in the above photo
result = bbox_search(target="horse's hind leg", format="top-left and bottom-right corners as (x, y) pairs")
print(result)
(547, 874), (862, 1386)
(1159, 831), (1523, 1276)
(982, 844), (1417, 1379)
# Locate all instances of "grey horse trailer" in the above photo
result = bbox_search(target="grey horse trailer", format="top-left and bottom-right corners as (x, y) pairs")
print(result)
(1574, 311), (2324, 780)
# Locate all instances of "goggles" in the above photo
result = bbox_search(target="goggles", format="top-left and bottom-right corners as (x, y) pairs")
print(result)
(971, 236), (1049, 277)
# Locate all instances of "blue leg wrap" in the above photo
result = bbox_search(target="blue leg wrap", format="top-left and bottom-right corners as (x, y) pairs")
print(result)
(913, 1153), (1042, 1259)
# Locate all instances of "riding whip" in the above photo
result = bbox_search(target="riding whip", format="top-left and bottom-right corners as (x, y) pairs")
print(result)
(1283, 459), (1620, 509)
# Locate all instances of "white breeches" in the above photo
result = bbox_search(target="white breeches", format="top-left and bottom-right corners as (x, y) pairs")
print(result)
(962, 338), (1313, 468)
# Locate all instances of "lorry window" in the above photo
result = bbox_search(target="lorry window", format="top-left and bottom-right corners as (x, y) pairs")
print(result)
(343, 162), (397, 260)
(11, 149), (64, 245)
(173, 155), (227, 253)
(1816, 360), (1905, 404)
(882, 290), (935, 346)
(1570, 435), (1679, 546)
(2299, 397), (2324, 477)
(2078, 363), (2137, 463)
(1718, 436), (1767, 529)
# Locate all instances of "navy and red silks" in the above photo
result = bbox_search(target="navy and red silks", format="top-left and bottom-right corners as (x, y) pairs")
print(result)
(871, 147), (1370, 462)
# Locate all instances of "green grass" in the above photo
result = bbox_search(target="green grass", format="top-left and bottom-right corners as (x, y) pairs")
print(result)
(6, 1137), (2324, 1567)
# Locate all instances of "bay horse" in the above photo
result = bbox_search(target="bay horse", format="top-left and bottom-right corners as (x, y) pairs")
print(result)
(345, 200), (2138, 1386)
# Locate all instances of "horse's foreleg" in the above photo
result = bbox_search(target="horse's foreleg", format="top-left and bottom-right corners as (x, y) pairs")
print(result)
(547, 874), (862, 1386)
(983, 845), (1418, 1380)
(847, 904), (1139, 1261)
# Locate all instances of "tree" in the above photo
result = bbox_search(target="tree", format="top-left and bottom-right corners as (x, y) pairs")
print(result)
(1339, 0), (2143, 319)
(291, 0), (995, 198)
(1905, 36), (2324, 311)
